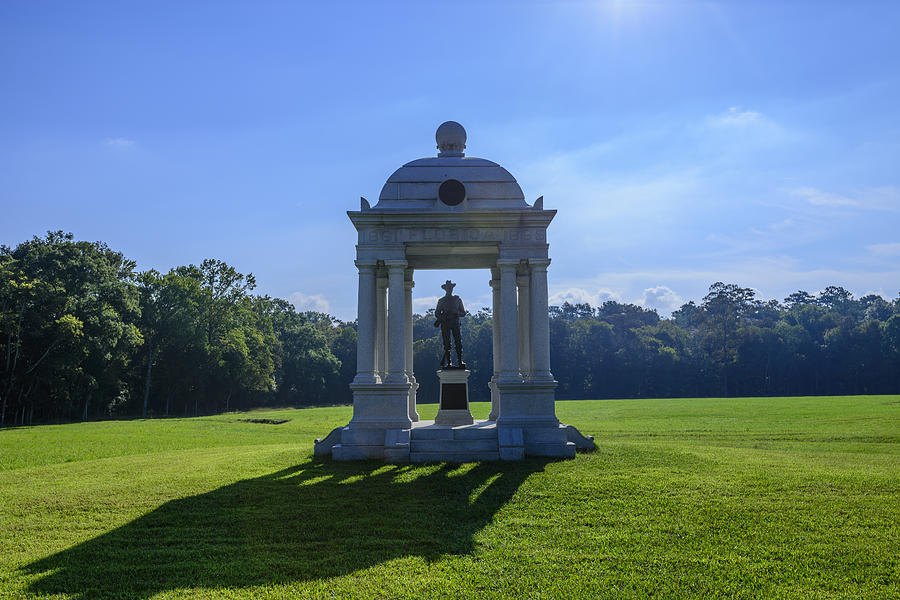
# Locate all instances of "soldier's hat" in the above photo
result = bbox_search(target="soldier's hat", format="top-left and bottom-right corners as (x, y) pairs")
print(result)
(441, 280), (456, 292)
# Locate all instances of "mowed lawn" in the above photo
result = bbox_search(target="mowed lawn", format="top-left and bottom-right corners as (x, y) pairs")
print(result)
(0, 396), (897, 599)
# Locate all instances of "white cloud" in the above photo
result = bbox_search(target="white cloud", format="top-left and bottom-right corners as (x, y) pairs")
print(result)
(791, 186), (858, 207)
(790, 186), (900, 211)
(867, 242), (900, 257)
(770, 218), (795, 230)
(289, 292), (330, 313)
(103, 137), (136, 148)
(549, 287), (620, 307)
(638, 286), (683, 315)
(551, 258), (900, 310)
(702, 106), (786, 149)
(413, 295), (440, 313)
(413, 294), (490, 315)
(707, 106), (769, 128)
(862, 186), (900, 211)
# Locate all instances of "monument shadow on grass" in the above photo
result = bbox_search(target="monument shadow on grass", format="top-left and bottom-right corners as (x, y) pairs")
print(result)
(26, 458), (546, 599)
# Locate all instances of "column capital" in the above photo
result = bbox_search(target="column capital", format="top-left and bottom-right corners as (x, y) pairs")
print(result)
(354, 260), (378, 271)
(529, 258), (551, 269)
(496, 259), (520, 271)
(385, 259), (408, 269)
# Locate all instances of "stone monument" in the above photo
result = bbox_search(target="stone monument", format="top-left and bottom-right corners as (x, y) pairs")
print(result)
(314, 121), (595, 462)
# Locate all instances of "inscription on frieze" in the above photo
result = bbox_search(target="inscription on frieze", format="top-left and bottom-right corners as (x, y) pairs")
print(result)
(363, 227), (546, 244)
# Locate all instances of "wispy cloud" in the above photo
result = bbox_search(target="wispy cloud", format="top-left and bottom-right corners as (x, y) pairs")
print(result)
(790, 185), (900, 211)
(791, 186), (857, 207)
(707, 106), (770, 128)
(502, 108), (897, 317)
(289, 292), (330, 313)
(701, 106), (788, 150)
(103, 137), (136, 148)
(867, 242), (900, 257)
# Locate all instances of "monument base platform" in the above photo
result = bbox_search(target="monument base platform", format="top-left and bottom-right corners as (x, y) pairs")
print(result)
(315, 418), (594, 463)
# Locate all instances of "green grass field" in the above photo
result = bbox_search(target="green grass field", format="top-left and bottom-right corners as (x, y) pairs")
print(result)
(1, 396), (898, 599)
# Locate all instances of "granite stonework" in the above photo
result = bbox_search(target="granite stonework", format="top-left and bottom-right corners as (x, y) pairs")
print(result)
(313, 121), (594, 463)
(434, 369), (474, 426)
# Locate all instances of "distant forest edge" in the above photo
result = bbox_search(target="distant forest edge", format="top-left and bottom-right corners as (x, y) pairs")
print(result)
(2, 231), (899, 426)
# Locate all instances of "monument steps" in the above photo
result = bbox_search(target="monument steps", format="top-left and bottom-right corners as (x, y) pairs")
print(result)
(411, 425), (496, 441)
(410, 451), (500, 463)
(410, 438), (499, 453)
(453, 427), (498, 440)
(407, 421), (501, 462)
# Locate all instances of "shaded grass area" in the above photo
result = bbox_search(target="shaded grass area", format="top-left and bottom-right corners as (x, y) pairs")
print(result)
(1, 396), (898, 599)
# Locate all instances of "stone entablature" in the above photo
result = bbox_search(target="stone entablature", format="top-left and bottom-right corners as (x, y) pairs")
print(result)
(356, 221), (550, 245)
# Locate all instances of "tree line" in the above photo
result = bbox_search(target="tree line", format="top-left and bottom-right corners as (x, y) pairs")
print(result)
(1, 232), (355, 425)
(547, 283), (900, 400)
(2, 232), (899, 425)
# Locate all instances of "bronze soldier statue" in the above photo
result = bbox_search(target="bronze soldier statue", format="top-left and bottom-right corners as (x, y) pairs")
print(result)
(434, 280), (466, 368)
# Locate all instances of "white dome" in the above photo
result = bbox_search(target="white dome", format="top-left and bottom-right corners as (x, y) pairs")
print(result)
(373, 123), (528, 210)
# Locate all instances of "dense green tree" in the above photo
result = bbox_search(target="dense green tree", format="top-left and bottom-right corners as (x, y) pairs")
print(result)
(699, 283), (757, 396)
(262, 298), (341, 406)
(784, 290), (816, 309)
(1, 232), (140, 423)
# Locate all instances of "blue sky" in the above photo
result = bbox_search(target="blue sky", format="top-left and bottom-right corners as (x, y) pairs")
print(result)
(2, 1), (898, 319)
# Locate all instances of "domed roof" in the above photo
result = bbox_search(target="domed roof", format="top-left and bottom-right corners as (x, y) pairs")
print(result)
(373, 122), (528, 210)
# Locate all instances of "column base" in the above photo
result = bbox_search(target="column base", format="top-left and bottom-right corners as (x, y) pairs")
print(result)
(408, 377), (419, 422)
(488, 375), (500, 421)
(352, 373), (380, 385)
(495, 379), (559, 428)
(327, 382), (413, 461)
(348, 382), (413, 430)
(496, 379), (573, 458)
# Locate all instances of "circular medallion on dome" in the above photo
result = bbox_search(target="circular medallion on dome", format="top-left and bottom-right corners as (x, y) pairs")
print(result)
(438, 179), (466, 206)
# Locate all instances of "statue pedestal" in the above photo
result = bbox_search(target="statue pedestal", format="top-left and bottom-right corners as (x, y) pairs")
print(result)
(435, 369), (474, 426)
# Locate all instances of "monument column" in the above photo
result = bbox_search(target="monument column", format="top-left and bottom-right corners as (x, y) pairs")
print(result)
(404, 275), (419, 421)
(353, 261), (378, 384)
(517, 271), (532, 380)
(529, 259), (554, 382)
(375, 273), (388, 381)
(497, 260), (521, 383)
(385, 260), (409, 383)
(488, 270), (501, 420)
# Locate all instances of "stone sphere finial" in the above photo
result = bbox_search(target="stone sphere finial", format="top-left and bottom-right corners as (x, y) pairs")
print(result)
(436, 121), (466, 157)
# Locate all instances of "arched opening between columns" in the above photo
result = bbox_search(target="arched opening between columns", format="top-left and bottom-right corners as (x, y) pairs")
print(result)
(361, 258), (553, 425)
